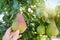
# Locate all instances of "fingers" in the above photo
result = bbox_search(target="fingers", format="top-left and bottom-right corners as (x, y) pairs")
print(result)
(11, 30), (20, 40)
(5, 27), (11, 35)
(18, 35), (22, 39)
(3, 27), (21, 40)
(10, 32), (15, 38)
(3, 27), (11, 38)
(3, 27), (12, 40)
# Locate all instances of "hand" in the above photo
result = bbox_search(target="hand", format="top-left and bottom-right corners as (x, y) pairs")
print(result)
(2, 27), (22, 40)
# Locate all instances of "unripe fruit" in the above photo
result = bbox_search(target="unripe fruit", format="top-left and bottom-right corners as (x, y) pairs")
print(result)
(46, 20), (59, 36)
(37, 24), (45, 35)
(37, 35), (49, 40)
(12, 13), (27, 33)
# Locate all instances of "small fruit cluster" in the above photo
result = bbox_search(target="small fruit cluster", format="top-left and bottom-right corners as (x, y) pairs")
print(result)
(36, 19), (59, 40)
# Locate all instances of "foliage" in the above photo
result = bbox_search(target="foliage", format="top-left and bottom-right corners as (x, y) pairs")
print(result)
(0, 0), (60, 40)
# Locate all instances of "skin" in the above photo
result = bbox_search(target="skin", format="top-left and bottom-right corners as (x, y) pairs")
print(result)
(2, 27), (22, 40)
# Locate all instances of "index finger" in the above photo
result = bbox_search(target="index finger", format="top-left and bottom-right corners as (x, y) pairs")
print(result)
(5, 27), (12, 35)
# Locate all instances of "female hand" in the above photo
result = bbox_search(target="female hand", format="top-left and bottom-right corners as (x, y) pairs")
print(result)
(2, 27), (22, 40)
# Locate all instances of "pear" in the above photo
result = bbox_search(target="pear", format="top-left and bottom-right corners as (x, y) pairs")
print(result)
(12, 13), (27, 33)
(37, 24), (45, 35)
(46, 20), (59, 36)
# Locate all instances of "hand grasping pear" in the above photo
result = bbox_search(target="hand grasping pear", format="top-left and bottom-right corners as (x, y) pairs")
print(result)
(2, 27), (22, 40)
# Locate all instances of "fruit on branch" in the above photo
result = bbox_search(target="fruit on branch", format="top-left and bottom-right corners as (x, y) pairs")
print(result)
(37, 24), (45, 35)
(37, 35), (49, 40)
(12, 13), (27, 33)
(46, 20), (59, 36)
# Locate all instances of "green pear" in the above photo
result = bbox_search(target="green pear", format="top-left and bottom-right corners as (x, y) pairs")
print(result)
(12, 13), (27, 33)
(46, 20), (59, 36)
(37, 24), (45, 35)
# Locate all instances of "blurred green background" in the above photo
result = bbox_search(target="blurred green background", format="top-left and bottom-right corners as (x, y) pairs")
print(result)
(0, 0), (60, 40)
